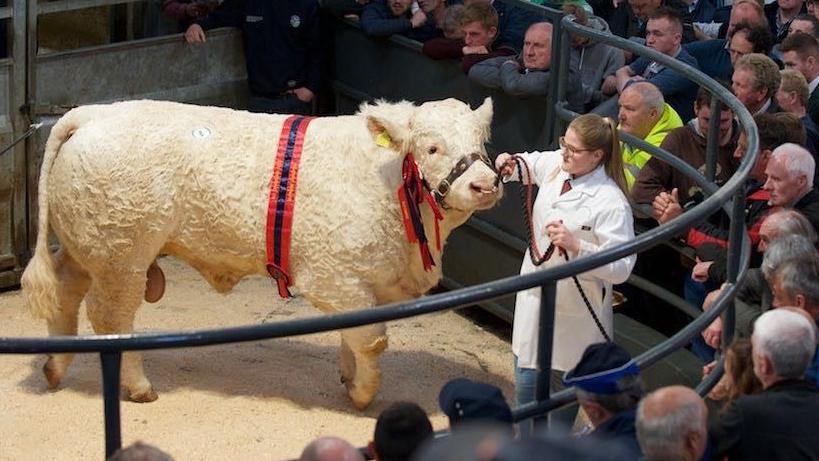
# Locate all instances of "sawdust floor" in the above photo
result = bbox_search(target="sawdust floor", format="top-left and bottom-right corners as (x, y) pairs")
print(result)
(0, 258), (514, 460)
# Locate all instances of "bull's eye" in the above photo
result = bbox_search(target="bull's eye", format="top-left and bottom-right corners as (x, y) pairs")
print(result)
(428, 145), (438, 155)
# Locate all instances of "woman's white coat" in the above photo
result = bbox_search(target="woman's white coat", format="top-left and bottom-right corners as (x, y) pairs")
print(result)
(510, 149), (636, 371)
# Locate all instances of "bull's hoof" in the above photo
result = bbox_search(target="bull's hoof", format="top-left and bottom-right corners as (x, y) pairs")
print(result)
(345, 382), (375, 410)
(144, 261), (166, 303)
(128, 387), (159, 403)
(42, 359), (64, 389)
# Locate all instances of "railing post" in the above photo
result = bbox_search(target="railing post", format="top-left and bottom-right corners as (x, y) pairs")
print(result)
(544, 16), (562, 145)
(553, 23), (572, 141)
(722, 190), (745, 346)
(100, 351), (123, 458)
(705, 97), (720, 183)
(534, 280), (557, 430)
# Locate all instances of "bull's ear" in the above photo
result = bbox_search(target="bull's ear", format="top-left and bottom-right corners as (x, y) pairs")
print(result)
(366, 115), (410, 153)
(474, 97), (493, 133)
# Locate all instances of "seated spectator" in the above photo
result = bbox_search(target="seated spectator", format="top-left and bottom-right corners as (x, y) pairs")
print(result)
(468, 22), (582, 106)
(729, 21), (776, 67)
(161, 0), (219, 31)
(369, 401), (433, 461)
(438, 378), (513, 431)
(423, 3), (515, 73)
(771, 256), (819, 387)
(603, 7), (700, 121)
(492, 429), (637, 461)
(185, 0), (321, 115)
(636, 386), (708, 461)
(810, 0), (819, 20)
(360, 0), (440, 42)
(108, 441), (174, 461)
(780, 32), (819, 124)
(624, 0), (696, 42)
(702, 232), (818, 348)
(412, 423), (512, 461)
(299, 436), (365, 461)
(709, 309), (819, 461)
(617, 81), (684, 188)
(732, 53), (782, 115)
(707, 339), (764, 408)
(764, 142), (819, 231)
(687, 0), (770, 80)
(692, 0), (767, 40)
(441, 4), (465, 40)
(777, 69), (819, 157)
(789, 13), (819, 36)
(465, 0), (541, 52)
(563, 342), (644, 459)
(632, 84), (738, 221)
(562, 4), (626, 111)
(765, 0), (808, 43)
(417, 0), (451, 31)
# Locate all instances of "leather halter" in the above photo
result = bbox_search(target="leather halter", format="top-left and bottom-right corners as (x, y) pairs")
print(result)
(430, 152), (494, 210)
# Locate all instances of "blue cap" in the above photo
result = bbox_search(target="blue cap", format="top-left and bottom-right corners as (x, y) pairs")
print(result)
(562, 342), (640, 395)
(438, 378), (512, 426)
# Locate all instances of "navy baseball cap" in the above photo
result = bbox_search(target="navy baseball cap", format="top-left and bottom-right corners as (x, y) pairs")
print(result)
(563, 342), (640, 395)
(438, 378), (513, 426)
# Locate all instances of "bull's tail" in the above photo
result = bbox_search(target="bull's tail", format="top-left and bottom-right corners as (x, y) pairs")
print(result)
(21, 107), (93, 320)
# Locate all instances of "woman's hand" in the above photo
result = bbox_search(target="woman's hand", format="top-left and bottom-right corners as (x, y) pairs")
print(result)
(545, 220), (580, 254)
(495, 153), (515, 178)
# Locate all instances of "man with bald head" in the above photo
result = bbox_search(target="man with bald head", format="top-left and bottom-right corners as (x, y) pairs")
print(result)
(300, 436), (365, 461)
(636, 386), (708, 461)
(468, 22), (582, 107)
(617, 81), (684, 187)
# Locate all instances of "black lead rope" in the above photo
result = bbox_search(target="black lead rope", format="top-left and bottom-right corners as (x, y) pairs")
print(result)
(0, 123), (43, 157)
(509, 156), (612, 342)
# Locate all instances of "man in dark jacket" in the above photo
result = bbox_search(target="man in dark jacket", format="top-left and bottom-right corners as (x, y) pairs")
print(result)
(563, 343), (644, 460)
(360, 0), (440, 42)
(185, 0), (322, 115)
(710, 309), (819, 461)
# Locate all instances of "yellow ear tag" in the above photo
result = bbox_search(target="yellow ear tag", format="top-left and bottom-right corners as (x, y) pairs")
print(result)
(375, 132), (392, 148)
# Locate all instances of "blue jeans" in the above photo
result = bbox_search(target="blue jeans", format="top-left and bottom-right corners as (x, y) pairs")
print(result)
(515, 357), (577, 436)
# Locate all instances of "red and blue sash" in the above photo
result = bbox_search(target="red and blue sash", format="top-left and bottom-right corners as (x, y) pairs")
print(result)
(266, 115), (315, 298)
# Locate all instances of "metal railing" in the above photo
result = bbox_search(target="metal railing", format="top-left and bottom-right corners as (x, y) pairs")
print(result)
(0, 1), (758, 459)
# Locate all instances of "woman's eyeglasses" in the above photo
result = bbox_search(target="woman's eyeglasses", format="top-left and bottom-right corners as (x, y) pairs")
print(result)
(559, 137), (595, 156)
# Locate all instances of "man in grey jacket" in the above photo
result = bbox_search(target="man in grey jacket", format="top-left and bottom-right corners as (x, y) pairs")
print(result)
(468, 21), (583, 110)
(563, 5), (626, 111)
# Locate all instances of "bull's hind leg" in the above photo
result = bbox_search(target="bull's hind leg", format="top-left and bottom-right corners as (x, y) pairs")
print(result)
(85, 270), (157, 402)
(42, 249), (91, 389)
(340, 322), (388, 410)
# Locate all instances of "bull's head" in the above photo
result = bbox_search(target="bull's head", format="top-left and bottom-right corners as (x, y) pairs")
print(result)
(363, 97), (502, 212)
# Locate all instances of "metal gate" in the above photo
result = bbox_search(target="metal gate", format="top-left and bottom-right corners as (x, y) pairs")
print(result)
(0, 0), (249, 289)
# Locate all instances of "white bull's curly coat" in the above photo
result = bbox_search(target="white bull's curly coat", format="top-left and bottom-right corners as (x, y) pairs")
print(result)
(21, 98), (501, 408)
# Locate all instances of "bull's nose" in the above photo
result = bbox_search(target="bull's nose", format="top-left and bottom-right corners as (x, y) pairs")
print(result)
(470, 179), (499, 195)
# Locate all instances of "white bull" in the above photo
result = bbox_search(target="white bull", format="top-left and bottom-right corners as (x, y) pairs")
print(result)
(21, 98), (501, 409)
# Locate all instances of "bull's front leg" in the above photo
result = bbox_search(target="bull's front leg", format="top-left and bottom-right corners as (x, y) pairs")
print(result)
(340, 322), (388, 410)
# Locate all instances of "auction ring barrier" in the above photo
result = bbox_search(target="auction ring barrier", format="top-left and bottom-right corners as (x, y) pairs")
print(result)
(0, 2), (757, 458)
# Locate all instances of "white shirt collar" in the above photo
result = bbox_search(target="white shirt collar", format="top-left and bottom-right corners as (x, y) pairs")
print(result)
(810, 75), (819, 94)
(755, 98), (772, 115)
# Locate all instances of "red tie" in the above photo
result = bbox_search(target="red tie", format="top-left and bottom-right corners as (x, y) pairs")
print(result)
(560, 179), (572, 195)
